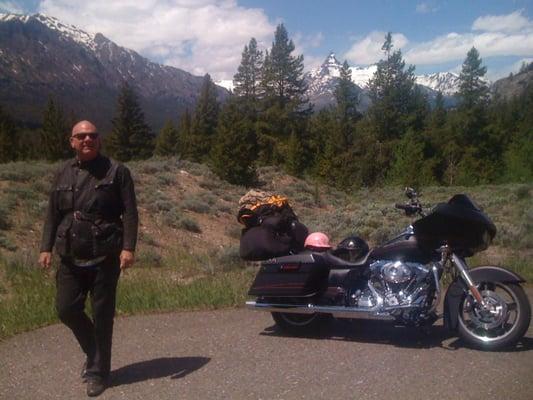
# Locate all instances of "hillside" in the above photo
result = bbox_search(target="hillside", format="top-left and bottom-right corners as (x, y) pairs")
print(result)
(0, 157), (531, 338)
(0, 13), (228, 131)
(0, 157), (531, 271)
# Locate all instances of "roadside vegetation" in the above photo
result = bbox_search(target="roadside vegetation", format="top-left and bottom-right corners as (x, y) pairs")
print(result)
(0, 157), (531, 340)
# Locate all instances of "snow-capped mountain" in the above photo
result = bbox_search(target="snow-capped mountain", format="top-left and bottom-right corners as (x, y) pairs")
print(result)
(304, 52), (463, 110)
(415, 72), (461, 96)
(304, 53), (376, 110)
(0, 13), (227, 130)
(305, 53), (344, 107)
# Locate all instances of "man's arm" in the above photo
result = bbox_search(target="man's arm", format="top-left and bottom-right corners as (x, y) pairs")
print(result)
(118, 165), (138, 268)
(39, 171), (62, 268)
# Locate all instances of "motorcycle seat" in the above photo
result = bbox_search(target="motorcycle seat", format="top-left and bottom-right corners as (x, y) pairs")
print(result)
(318, 251), (370, 269)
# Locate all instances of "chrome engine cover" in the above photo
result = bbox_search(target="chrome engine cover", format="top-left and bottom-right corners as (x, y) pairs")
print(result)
(363, 260), (433, 308)
(381, 261), (412, 283)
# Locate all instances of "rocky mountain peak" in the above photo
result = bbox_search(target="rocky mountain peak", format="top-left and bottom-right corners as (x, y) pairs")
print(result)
(1, 12), (98, 50)
(0, 13), (228, 131)
(320, 52), (342, 76)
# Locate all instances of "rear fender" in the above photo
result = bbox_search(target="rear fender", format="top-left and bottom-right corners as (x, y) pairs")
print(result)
(443, 266), (526, 331)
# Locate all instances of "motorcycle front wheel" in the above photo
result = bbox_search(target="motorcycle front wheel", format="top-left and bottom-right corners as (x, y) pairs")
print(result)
(458, 282), (531, 350)
(271, 312), (333, 335)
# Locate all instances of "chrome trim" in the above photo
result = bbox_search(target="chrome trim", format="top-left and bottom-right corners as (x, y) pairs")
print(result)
(452, 253), (485, 306)
(245, 301), (425, 320)
(430, 264), (442, 314)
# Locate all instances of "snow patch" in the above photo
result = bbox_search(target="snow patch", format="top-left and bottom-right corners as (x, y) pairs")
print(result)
(215, 79), (234, 91)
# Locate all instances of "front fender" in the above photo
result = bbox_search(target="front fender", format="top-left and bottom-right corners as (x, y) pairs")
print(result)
(443, 266), (526, 332)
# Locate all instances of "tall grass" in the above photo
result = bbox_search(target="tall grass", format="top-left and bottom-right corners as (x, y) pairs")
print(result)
(0, 254), (254, 340)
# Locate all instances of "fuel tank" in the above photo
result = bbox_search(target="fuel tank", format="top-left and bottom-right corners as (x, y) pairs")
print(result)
(369, 234), (436, 264)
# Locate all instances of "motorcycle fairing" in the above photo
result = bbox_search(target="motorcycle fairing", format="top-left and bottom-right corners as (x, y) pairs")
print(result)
(443, 266), (525, 331)
(414, 194), (497, 255)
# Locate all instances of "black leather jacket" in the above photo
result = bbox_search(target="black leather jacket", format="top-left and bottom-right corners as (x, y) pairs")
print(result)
(40, 155), (138, 259)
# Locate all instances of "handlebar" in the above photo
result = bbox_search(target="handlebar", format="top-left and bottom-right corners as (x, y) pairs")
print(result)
(395, 202), (424, 217)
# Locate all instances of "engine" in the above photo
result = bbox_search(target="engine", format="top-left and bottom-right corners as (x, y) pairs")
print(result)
(349, 260), (435, 311)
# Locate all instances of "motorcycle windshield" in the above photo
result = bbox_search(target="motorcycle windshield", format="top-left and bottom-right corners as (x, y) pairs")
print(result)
(413, 194), (496, 255)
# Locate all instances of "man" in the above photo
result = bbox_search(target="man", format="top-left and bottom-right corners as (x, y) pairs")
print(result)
(39, 120), (138, 397)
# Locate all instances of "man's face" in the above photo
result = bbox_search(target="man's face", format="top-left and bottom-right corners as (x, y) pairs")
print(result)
(70, 124), (100, 161)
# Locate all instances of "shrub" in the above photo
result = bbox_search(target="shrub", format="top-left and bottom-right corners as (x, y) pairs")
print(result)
(0, 206), (10, 230)
(179, 217), (202, 233)
(0, 233), (17, 250)
(181, 197), (211, 214)
(514, 185), (531, 200)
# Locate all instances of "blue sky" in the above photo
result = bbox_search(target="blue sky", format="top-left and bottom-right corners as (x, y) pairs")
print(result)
(2, 0), (532, 80)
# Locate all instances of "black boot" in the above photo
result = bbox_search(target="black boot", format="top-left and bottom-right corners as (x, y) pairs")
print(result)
(86, 376), (107, 397)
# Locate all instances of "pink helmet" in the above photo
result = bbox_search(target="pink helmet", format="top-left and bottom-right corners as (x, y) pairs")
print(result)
(304, 232), (332, 249)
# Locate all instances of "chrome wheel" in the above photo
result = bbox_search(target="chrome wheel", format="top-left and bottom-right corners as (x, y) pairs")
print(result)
(458, 282), (531, 349)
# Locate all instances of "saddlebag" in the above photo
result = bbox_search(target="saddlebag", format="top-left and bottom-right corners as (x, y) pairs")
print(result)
(248, 253), (328, 297)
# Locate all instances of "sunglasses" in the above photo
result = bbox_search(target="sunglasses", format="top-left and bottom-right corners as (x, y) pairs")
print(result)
(72, 133), (99, 140)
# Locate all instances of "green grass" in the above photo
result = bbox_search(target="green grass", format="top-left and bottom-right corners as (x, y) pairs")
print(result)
(0, 255), (254, 340)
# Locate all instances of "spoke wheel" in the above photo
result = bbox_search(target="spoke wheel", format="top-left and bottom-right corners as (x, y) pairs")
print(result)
(458, 282), (531, 350)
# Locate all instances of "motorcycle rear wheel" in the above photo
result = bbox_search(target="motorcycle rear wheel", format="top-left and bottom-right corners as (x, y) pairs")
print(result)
(457, 282), (531, 350)
(271, 312), (333, 335)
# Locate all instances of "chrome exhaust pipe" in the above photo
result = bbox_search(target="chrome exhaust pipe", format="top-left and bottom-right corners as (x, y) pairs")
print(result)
(245, 301), (397, 321)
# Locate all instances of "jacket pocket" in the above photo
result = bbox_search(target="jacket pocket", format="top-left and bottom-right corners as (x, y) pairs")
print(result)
(91, 221), (123, 256)
(55, 220), (71, 257)
(92, 181), (118, 215)
(55, 184), (73, 212)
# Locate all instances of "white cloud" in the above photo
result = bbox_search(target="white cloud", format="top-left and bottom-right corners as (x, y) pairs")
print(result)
(406, 10), (533, 65)
(344, 10), (533, 73)
(415, 2), (438, 14)
(472, 10), (532, 33)
(38, 0), (276, 80)
(292, 31), (324, 71)
(0, 1), (25, 13)
(344, 31), (409, 65)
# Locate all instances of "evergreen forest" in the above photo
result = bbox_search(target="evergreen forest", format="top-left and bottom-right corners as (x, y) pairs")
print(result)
(1, 25), (531, 189)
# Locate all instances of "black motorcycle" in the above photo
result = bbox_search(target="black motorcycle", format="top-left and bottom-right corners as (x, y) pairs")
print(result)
(246, 189), (531, 350)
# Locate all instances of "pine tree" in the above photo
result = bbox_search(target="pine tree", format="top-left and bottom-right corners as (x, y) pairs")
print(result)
(454, 47), (494, 184)
(387, 130), (435, 187)
(261, 24), (308, 108)
(210, 98), (257, 185)
(367, 32), (418, 141)
(176, 108), (192, 157)
(335, 60), (360, 130)
(187, 74), (219, 162)
(233, 38), (263, 104)
(154, 120), (179, 156)
(106, 83), (154, 161)
(0, 106), (19, 163)
(41, 97), (71, 161)
(285, 130), (306, 177)
(458, 47), (489, 111)
(258, 24), (311, 167)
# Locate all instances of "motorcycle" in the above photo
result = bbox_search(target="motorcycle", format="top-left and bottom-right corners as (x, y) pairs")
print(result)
(245, 188), (531, 350)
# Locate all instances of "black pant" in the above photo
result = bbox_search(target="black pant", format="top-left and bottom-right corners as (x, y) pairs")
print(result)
(56, 256), (121, 379)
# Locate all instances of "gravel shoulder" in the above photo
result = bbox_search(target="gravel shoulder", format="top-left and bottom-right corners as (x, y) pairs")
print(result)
(1, 289), (533, 400)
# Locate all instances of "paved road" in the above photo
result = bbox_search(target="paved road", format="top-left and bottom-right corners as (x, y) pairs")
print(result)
(1, 299), (533, 399)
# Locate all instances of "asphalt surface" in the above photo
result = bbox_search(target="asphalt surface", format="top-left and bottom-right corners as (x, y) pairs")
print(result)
(1, 291), (533, 400)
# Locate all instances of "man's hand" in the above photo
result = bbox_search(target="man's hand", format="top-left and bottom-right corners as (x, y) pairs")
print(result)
(38, 252), (52, 269)
(120, 250), (135, 270)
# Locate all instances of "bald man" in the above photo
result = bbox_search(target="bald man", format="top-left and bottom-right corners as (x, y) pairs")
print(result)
(39, 120), (138, 397)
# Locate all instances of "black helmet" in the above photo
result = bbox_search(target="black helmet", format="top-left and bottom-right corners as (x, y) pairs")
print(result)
(335, 236), (369, 261)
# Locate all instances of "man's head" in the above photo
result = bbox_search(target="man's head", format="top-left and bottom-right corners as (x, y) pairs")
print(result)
(70, 120), (101, 161)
